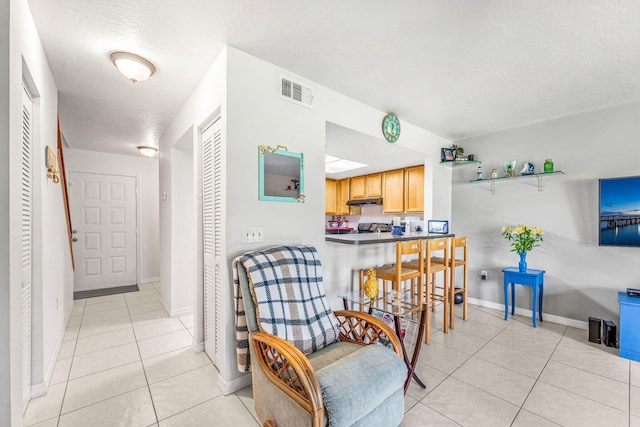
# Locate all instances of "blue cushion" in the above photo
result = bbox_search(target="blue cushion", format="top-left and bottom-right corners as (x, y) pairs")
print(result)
(315, 344), (407, 427)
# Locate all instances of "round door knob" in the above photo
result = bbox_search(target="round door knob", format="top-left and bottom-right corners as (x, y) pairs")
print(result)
(72, 238), (78, 242)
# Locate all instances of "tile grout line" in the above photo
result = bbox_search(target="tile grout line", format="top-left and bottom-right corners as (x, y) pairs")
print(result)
(421, 314), (560, 426)
(55, 299), (87, 427)
(414, 312), (509, 424)
(54, 296), (150, 422)
(508, 325), (570, 426)
(125, 292), (161, 426)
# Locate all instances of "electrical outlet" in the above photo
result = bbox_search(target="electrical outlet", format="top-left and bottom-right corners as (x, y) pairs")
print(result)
(242, 226), (264, 244)
(481, 270), (488, 280)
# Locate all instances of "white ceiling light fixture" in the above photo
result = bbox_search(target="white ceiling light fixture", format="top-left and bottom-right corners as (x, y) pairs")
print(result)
(325, 155), (368, 174)
(137, 145), (158, 157)
(110, 51), (156, 83)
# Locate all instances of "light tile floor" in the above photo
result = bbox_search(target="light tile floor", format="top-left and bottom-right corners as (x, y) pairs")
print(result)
(24, 284), (640, 426)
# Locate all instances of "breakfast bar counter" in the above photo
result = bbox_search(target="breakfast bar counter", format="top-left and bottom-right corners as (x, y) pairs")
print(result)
(325, 232), (455, 245)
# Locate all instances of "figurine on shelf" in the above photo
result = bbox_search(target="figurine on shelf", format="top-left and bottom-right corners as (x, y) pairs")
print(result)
(504, 160), (517, 177)
(450, 144), (464, 159)
(520, 162), (535, 175)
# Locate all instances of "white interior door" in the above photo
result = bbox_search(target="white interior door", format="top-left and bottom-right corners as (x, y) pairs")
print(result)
(202, 118), (223, 367)
(21, 83), (33, 411)
(69, 172), (137, 291)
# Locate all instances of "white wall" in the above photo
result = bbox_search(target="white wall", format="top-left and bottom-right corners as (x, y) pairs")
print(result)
(65, 149), (160, 283)
(452, 101), (640, 326)
(1, 0), (11, 420)
(159, 47), (227, 347)
(169, 132), (195, 316)
(223, 47), (451, 388)
(5, 0), (73, 422)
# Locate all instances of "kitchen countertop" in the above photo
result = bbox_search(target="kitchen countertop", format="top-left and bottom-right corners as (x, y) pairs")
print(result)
(325, 232), (455, 245)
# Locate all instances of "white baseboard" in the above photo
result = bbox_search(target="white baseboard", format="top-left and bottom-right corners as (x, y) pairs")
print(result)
(32, 302), (76, 399)
(31, 382), (47, 399)
(217, 372), (252, 396)
(193, 340), (205, 353)
(170, 307), (193, 317)
(140, 277), (160, 284)
(468, 297), (588, 330)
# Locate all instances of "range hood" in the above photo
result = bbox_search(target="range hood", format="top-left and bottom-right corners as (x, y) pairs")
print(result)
(347, 197), (383, 206)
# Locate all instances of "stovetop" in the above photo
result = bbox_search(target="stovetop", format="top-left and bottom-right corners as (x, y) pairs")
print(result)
(357, 222), (392, 233)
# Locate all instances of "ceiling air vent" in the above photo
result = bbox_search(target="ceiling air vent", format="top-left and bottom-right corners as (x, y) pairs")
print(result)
(279, 74), (313, 108)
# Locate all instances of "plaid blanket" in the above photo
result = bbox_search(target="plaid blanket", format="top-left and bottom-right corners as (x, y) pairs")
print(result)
(233, 246), (339, 373)
(232, 256), (251, 373)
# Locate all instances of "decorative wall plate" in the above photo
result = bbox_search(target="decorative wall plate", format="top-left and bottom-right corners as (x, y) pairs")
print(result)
(382, 113), (401, 143)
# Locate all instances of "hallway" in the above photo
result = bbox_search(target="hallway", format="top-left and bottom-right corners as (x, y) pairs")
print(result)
(22, 283), (257, 426)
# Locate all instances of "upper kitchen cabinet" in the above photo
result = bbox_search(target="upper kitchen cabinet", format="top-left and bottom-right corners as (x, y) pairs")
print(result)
(325, 179), (337, 214)
(366, 173), (382, 197)
(351, 173), (382, 199)
(326, 178), (356, 215)
(404, 165), (424, 213)
(337, 179), (353, 215)
(383, 169), (405, 213)
(350, 175), (365, 199)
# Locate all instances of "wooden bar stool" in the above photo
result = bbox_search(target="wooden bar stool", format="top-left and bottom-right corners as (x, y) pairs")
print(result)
(404, 237), (449, 343)
(426, 238), (450, 339)
(361, 240), (424, 315)
(377, 240), (424, 312)
(449, 236), (468, 329)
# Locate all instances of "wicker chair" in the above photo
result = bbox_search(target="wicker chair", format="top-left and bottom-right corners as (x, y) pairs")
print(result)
(234, 246), (407, 427)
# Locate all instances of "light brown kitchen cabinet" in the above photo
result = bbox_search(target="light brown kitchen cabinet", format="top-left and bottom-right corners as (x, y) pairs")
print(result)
(350, 173), (382, 199)
(383, 169), (405, 213)
(349, 175), (366, 199)
(404, 165), (424, 213)
(365, 173), (382, 197)
(325, 179), (337, 215)
(336, 179), (351, 215)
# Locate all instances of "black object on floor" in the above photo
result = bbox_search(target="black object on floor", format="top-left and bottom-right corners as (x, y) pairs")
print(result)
(588, 317), (601, 344)
(603, 320), (617, 348)
(453, 288), (464, 304)
(74, 284), (139, 300)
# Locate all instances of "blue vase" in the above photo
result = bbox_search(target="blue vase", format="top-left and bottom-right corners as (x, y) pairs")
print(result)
(518, 252), (527, 272)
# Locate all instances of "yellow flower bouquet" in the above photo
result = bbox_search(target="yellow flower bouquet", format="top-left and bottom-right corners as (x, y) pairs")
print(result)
(501, 225), (544, 253)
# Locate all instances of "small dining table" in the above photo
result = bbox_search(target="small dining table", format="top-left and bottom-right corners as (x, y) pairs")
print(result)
(339, 290), (426, 393)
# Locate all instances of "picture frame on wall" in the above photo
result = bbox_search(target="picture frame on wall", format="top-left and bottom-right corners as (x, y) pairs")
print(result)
(441, 147), (455, 162)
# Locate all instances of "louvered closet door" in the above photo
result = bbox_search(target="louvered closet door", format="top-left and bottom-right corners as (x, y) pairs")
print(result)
(21, 84), (33, 411)
(202, 118), (223, 367)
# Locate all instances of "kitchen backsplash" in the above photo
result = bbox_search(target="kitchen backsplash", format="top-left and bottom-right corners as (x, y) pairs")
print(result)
(325, 205), (423, 224)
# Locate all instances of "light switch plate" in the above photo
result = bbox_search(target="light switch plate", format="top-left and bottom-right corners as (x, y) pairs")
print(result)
(242, 226), (264, 244)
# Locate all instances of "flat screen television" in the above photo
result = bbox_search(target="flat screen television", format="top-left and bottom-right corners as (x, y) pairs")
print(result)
(599, 176), (640, 247)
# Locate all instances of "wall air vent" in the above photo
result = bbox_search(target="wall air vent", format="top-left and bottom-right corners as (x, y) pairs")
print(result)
(279, 74), (313, 108)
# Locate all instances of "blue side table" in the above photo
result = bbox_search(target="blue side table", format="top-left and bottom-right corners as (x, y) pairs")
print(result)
(502, 267), (545, 327)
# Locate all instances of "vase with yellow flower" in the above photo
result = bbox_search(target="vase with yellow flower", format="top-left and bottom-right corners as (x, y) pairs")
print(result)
(501, 225), (544, 272)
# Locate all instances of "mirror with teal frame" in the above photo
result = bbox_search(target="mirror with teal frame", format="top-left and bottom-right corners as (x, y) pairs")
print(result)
(258, 145), (305, 202)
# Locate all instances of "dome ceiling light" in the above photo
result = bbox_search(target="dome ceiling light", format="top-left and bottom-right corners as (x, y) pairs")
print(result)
(137, 146), (158, 157)
(110, 52), (156, 83)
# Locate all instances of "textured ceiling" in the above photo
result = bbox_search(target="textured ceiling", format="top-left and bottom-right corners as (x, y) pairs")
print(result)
(27, 0), (640, 157)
